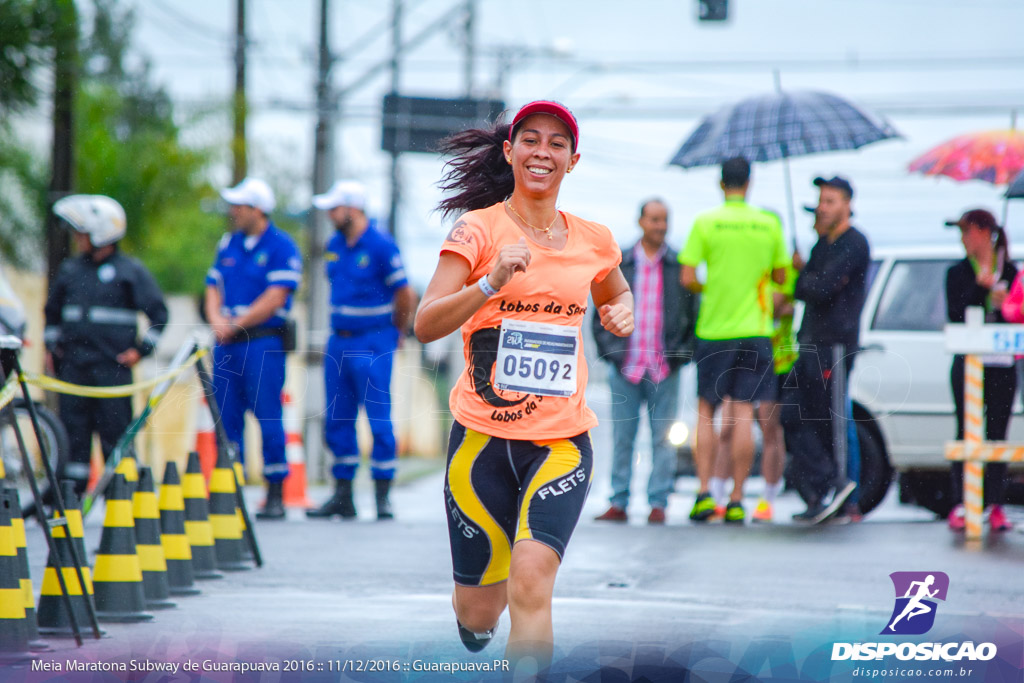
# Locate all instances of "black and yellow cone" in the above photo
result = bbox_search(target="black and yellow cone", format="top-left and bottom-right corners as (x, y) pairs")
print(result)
(3, 488), (50, 651)
(233, 462), (255, 564)
(0, 486), (35, 663)
(87, 456), (140, 556)
(37, 482), (103, 638)
(116, 454), (139, 490)
(158, 462), (201, 596)
(183, 452), (222, 580)
(92, 473), (152, 623)
(133, 467), (175, 610)
(210, 450), (250, 572)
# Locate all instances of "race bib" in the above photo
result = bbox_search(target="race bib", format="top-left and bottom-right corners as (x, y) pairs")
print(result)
(494, 319), (578, 397)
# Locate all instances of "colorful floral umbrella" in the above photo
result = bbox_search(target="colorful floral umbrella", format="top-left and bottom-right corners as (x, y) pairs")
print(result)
(908, 130), (1024, 185)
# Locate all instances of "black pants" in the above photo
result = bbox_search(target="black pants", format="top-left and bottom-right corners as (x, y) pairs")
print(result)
(782, 344), (856, 506)
(949, 355), (1016, 506)
(57, 361), (133, 492)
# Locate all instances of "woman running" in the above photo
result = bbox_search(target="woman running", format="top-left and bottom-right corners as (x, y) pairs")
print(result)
(414, 101), (634, 666)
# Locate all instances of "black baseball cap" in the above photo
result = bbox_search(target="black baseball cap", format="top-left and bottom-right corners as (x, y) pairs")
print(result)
(804, 204), (854, 217)
(944, 208), (999, 231)
(813, 176), (854, 199)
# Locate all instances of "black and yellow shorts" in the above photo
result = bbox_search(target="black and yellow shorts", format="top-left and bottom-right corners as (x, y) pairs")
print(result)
(444, 421), (594, 586)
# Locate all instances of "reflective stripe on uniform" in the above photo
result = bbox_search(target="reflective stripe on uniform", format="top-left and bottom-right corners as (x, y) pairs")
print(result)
(333, 455), (361, 466)
(207, 268), (223, 284)
(88, 306), (138, 325)
(384, 269), (407, 286)
(44, 326), (61, 343)
(267, 270), (301, 284)
(263, 463), (289, 475)
(62, 305), (83, 322)
(63, 462), (91, 479)
(331, 303), (394, 317)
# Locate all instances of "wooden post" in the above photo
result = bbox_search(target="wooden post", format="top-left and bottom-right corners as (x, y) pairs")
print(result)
(962, 354), (985, 540)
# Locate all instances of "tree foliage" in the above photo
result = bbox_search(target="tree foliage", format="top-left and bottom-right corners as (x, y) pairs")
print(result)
(0, 0), (49, 115)
(71, 0), (226, 293)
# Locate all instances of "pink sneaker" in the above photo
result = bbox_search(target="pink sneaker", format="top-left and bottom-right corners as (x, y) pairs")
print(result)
(947, 504), (965, 532)
(987, 505), (1012, 532)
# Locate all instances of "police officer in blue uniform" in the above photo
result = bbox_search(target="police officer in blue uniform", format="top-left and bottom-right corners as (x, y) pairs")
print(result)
(44, 194), (169, 497)
(306, 181), (416, 520)
(204, 178), (302, 520)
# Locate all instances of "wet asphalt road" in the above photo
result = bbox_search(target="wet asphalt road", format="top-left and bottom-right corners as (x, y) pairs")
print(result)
(6, 388), (1024, 681)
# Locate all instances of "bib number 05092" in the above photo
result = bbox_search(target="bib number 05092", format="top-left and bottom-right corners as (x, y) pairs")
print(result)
(502, 355), (572, 383)
(494, 319), (578, 398)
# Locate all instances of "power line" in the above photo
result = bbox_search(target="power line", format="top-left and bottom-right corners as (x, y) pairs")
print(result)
(147, 0), (234, 45)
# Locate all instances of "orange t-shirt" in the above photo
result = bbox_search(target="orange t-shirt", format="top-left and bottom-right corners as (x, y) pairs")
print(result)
(440, 202), (622, 440)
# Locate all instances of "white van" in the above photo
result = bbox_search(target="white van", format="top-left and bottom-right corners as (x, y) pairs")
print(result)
(850, 245), (1024, 517)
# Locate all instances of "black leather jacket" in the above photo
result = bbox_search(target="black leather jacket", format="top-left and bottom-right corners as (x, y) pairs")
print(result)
(591, 242), (698, 373)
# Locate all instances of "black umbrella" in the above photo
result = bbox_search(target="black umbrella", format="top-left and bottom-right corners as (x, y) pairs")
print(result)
(669, 90), (899, 241)
(1007, 169), (1024, 199)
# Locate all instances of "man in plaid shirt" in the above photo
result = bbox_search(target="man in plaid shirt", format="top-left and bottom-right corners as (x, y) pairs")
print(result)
(592, 198), (698, 524)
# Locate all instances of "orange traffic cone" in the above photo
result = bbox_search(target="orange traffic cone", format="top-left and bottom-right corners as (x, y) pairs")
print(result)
(195, 395), (217, 481)
(182, 452), (222, 580)
(92, 474), (152, 623)
(281, 391), (313, 509)
(86, 451), (102, 493)
(4, 489), (50, 651)
(210, 448), (250, 572)
(133, 467), (175, 610)
(37, 482), (103, 638)
(158, 462), (201, 597)
(0, 487), (34, 663)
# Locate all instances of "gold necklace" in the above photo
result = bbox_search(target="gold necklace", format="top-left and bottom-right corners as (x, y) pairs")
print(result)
(506, 200), (558, 240)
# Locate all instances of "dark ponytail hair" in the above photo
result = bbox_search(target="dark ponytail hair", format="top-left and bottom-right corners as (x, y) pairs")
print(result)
(436, 121), (514, 220)
(993, 226), (1010, 265)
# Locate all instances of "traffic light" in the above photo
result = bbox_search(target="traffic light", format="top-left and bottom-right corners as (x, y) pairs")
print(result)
(698, 0), (729, 22)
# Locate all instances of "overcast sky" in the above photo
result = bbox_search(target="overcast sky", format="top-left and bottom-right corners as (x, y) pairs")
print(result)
(123, 0), (1024, 286)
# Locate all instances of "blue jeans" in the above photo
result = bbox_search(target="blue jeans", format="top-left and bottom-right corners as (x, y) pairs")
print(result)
(607, 369), (680, 509)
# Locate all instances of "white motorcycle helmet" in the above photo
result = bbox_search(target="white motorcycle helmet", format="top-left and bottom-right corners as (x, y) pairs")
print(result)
(53, 194), (127, 248)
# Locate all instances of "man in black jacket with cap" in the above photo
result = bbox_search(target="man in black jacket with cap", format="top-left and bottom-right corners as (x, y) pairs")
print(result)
(786, 176), (869, 524)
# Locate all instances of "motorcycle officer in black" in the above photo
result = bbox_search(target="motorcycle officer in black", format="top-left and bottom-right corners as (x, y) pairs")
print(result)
(43, 194), (169, 497)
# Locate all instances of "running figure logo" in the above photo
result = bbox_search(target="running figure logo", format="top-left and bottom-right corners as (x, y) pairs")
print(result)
(882, 571), (949, 635)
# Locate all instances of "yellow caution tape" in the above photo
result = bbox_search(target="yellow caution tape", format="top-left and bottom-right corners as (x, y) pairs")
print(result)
(20, 348), (207, 399)
(0, 374), (18, 412)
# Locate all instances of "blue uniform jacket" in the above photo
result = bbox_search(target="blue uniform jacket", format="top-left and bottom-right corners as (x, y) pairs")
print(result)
(206, 222), (303, 329)
(326, 226), (408, 333)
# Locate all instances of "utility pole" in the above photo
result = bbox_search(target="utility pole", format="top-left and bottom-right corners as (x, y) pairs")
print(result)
(46, 0), (78, 284)
(232, 0), (248, 184)
(463, 0), (475, 95)
(387, 0), (402, 237)
(305, 0), (335, 479)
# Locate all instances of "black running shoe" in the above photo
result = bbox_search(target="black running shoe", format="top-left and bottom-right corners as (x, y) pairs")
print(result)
(457, 620), (496, 653)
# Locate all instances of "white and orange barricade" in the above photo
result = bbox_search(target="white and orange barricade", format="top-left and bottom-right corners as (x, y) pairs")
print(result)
(281, 391), (313, 509)
(944, 306), (1024, 540)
